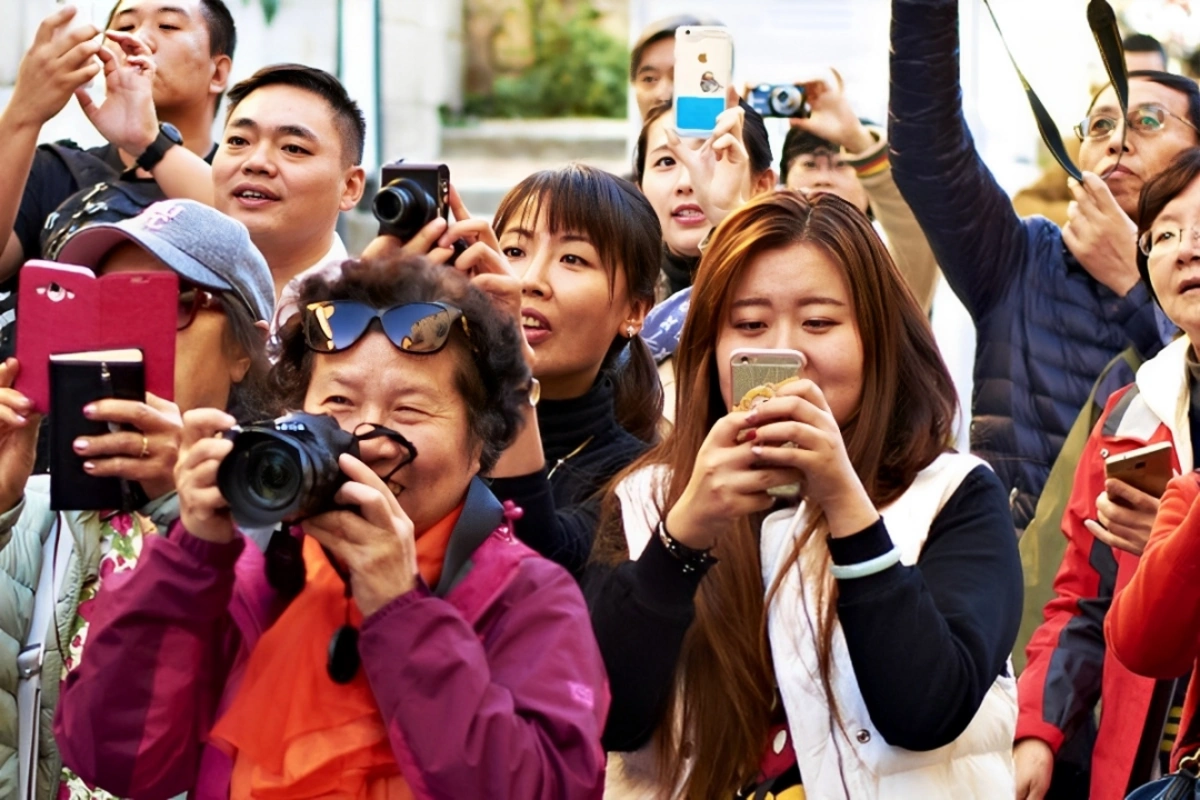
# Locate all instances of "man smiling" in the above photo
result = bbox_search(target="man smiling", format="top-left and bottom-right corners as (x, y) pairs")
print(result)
(212, 64), (366, 322)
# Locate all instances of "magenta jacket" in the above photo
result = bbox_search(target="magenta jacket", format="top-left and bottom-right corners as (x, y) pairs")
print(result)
(53, 479), (610, 799)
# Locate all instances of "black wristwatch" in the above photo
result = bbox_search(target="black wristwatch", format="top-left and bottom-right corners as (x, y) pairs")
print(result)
(135, 122), (184, 172)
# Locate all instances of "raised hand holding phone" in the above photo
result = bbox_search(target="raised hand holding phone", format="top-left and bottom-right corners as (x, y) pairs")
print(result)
(665, 93), (753, 229)
(746, 378), (879, 538)
(673, 26), (733, 137)
(0, 359), (39, 515)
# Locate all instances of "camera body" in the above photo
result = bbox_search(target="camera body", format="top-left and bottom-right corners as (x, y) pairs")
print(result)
(217, 412), (359, 529)
(372, 161), (450, 241)
(746, 83), (810, 119)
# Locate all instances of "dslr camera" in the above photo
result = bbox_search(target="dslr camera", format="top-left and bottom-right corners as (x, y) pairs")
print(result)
(746, 83), (810, 119)
(217, 412), (358, 528)
(372, 161), (451, 241)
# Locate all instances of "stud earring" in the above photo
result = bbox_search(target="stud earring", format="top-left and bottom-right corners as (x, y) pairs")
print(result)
(626, 324), (636, 338)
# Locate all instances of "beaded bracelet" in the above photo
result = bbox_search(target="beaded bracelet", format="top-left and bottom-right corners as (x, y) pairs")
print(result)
(657, 521), (718, 575)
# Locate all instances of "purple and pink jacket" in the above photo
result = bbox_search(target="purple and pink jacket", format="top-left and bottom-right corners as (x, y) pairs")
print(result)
(52, 479), (610, 800)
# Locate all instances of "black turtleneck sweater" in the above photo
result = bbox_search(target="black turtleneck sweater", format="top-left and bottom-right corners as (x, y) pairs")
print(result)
(489, 377), (649, 578)
(661, 246), (700, 297)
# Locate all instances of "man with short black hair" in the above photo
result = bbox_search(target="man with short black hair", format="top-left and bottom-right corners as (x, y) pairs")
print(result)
(0, 0), (237, 357)
(211, 64), (366, 327)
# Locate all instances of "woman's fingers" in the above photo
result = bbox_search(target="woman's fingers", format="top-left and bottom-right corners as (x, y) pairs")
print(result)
(180, 408), (238, 448)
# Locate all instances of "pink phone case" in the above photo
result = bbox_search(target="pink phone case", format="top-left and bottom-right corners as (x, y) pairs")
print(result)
(14, 261), (178, 413)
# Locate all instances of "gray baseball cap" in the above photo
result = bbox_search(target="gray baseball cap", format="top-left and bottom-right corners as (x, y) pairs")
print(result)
(57, 199), (275, 323)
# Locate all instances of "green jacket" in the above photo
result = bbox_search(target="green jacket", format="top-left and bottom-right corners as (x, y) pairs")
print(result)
(0, 475), (177, 800)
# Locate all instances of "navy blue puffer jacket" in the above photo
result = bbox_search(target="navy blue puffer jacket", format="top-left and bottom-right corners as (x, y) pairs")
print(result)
(888, 0), (1174, 530)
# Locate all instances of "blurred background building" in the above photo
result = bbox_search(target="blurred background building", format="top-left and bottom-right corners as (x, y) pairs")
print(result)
(1, 0), (1198, 253)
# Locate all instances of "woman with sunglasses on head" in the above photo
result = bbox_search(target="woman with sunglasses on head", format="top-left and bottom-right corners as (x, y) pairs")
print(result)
(362, 167), (663, 578)
(0, 199), (272, 800)
(590, 191), (1022, 799)
(54, 255), (609, 799)
(635, 98), (775, 422)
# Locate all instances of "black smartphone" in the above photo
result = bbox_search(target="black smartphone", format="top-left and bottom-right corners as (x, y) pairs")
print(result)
(49, 348), (146, 510)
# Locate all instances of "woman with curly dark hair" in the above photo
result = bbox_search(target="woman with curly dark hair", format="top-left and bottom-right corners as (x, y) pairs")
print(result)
(54, 255), (610, 800)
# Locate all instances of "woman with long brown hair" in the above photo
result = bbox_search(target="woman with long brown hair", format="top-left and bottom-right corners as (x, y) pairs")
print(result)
(587, 190), (1022, 799)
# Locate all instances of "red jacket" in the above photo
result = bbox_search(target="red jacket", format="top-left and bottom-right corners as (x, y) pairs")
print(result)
(54, 479), (610, 799)
(1108, 471), (1200, 770)
(1018, 336), (1194, 800)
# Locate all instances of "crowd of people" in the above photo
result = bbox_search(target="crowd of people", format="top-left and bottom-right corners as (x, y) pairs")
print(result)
(5, 1), (1200, 799)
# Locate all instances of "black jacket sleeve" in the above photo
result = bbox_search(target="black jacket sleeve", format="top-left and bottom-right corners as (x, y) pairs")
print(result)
(583, 532), (706, 752)
(491, 470), (598, 579)
(888, 0), (1029, 320)
(830, 465), (1023, 751)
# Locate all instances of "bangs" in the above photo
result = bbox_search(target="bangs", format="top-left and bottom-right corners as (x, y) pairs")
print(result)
(494, 165), (636, 294)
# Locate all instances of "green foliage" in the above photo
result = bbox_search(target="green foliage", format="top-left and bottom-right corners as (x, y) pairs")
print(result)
(244, 0), (280, 24)
(466, 3), (628, 119)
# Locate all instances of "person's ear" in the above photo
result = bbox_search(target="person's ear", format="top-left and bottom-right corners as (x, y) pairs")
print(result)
(753, 167), (778, 196)
(210, 54), (233, 97)
(341, 166), (367, 212)
(227, 320), (269, 385)
(619, 297), (652, 338)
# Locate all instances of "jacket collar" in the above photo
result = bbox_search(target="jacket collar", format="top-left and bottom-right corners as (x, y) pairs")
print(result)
(1134, 334), (1193, 463)
(433, 477), (504, 597)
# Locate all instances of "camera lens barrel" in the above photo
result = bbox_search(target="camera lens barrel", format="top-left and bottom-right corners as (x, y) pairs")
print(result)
(216, 414), (360, 530)
(372, 178), (436, 240)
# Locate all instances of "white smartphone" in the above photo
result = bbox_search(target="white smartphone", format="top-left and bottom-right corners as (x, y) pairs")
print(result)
(673, 26), (733, 138)
(59, 0), (105, 35)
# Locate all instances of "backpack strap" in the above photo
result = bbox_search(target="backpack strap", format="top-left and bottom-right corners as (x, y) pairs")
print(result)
(38, 142), (120, 191)
(17, 515), (73, 800)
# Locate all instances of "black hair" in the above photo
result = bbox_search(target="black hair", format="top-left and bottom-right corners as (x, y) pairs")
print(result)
(493, 164), (664, 442)
(105, 0), (236, 115)
(780, 127), (839, 184)
(215, 292), (270, 419)
(105, 0), (236, 56)
(1136, 146), (1200, 303)
(1123, 33), (1166, 64)
(226, 64), (366, 166)
(634, 99), (772, 184)
(1087, 70), (1200, 133)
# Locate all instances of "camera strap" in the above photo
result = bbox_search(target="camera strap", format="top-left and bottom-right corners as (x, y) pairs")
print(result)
(980, 0), (1128, 182)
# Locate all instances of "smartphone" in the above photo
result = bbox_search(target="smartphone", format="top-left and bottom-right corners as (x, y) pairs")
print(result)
(730, 348), (806, 411)
(730, 348), (806, 501)
(59, 0), (104, 33)
(1105, 441), (1173, 498)
(49, 349), (146, 510)
(673, 26), (733, 138)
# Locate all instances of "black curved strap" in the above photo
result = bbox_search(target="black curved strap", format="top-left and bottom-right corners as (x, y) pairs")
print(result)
(981, 0), (1128, 183)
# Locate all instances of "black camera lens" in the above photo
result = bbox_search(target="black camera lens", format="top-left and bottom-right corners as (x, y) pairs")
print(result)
(217, 413), (360, 530)
(769, 85), (805, 117)
(218, 433), (314, 528)
(372, 178), (436, 241)
(245, 440), (304, 508)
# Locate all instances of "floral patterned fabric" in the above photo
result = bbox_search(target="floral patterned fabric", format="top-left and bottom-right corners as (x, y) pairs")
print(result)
(57, 510), (155, 800)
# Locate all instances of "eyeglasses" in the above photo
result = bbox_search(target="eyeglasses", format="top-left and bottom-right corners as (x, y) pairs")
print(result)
(1074, 104), (1200, 141)
(178, 286), (220, 331)
(303, 301), (468, 354)
(1138, 225), (1200, 258)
